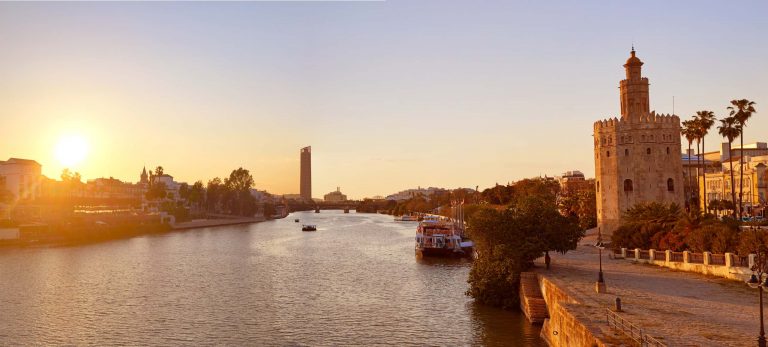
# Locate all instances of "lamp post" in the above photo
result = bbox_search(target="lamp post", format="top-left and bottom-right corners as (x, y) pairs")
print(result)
(747, 229), (767, 347)
(595, 228), (606, 293)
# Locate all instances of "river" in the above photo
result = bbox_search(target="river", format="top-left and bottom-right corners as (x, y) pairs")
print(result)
(0, 211), (544, 346)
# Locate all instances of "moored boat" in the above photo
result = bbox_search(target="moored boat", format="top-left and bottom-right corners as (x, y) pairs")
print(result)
(414, 202), (473, 258)
(302, 224), (317, 232)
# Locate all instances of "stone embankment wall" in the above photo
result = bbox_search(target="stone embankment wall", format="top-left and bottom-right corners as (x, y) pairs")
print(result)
(533, 274), (610, 347)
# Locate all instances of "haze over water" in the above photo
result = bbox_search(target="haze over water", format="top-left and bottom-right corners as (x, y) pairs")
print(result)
(0, 211), (543, 346)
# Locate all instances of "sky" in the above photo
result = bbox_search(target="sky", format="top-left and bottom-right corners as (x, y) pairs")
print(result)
(1, 1), (767, 199)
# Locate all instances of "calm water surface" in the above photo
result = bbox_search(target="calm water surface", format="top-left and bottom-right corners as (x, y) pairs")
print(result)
(0, 211), (544, 346)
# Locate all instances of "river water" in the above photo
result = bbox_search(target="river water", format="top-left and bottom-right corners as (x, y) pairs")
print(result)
(0, 211), (544, 346)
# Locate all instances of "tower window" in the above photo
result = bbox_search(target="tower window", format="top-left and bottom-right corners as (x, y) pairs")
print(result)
(646, 148), (651, 155)
(666, 147), (670, 154)
(667, 178), (675, 192)
(607, 151), (610, 157)
(596, 181), (600, 190)
(625, 149), (629, 156)
(624, 179), (633, 192)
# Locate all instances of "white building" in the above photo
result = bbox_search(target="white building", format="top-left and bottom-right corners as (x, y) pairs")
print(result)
(0, 158), (42, 201)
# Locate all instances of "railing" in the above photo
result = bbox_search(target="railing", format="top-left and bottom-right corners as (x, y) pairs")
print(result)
(689, 253), (704, 264)
(732, 254), (750, 268)
(670, 252), (684, 262)
(710, 254), (726, 266)
(606, 309), (667, 347)
(638, 250), (650, 260)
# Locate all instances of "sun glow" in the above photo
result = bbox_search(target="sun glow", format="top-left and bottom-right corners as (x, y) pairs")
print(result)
(54, 135), (89, 168)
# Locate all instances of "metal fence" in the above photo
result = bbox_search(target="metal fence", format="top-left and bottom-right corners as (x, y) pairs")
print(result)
(710, 253), (726, 266)
(669, 252), (684, 262)
(638, 250), (650, 260)
(689, 252), (704, 264)
(606, 309), (667, 347)
(731, 254), (750, 268)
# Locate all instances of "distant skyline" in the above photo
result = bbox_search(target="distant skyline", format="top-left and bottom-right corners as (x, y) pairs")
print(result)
(2, 1), (767, 199)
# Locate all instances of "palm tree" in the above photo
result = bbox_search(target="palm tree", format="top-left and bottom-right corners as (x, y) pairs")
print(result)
(681, 120), (697, 209)
(727, 99), (757, 218)
(695, 110), (716, 213)
(718, 116), (741, 218)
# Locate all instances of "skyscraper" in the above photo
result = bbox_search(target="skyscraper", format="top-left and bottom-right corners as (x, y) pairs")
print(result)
(300, 146), (312, 201)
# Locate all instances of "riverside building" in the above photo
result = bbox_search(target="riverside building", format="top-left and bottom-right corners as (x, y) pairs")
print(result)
(593, 49), (685, 234)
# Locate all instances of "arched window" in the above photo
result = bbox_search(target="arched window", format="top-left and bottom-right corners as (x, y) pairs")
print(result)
(625, 149), (629, 156)
(667, 178), (675, 192)
(607, 151), (610, 157)
(596, 181), (600, 191)
(666, 147), (670, 154)
(646, 148), (651, 155)
(624, 179), (633, 192)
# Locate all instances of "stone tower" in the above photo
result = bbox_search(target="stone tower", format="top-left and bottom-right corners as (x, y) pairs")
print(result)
(300, 146), (312, 201)
(593, 49), (685, 234)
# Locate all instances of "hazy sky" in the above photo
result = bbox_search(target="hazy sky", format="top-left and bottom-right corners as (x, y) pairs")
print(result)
(1, 1), (767, 199)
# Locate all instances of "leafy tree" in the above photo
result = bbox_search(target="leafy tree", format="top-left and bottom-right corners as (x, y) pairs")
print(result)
(146, 181), (167, 201)
(206, 177), (225, 213)
(466, 178), (582, 308)
(728, 99), (757, 219)
(154, 166), (164, 176)
(718, 116), (741, 218)
(611, 202), (682, 250)
(178, 183), (190, 201)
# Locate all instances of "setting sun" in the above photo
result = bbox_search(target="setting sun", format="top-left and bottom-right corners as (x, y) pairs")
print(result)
(54, 135), (89, 168)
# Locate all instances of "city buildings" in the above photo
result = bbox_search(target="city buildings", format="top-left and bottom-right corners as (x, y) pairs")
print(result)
(695, 143), (768, 216)
(324, 187), (348, 202)
(300, 146), (312, 201)
(593, 49), (685, 234)
(385, 187), (449, 201)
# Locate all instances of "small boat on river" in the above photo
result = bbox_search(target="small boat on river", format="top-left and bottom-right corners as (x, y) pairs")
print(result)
(395, 214), (419, 222)
(295, 219), (300, 223)
(302, 224), (317, 232)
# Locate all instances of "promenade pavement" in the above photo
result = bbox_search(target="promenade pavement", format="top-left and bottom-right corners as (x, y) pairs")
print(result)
(539, 240), (759, 346)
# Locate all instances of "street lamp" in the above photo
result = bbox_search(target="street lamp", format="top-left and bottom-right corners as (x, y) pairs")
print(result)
(747, 237), (767, 347)
(595, 228), (606, 293)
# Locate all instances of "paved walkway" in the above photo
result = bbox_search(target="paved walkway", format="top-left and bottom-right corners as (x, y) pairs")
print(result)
(539, 244), (760, 346)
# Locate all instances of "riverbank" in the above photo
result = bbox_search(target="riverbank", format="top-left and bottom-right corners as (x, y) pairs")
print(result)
(536, 244), (757, 346)
(0, 214), (271, 249)
(171, 216), (265, 230)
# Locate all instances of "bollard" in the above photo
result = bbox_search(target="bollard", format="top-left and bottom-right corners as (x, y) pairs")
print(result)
(615, 297), (622, 312)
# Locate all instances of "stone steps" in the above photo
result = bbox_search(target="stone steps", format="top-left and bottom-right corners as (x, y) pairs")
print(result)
(520, 272), (549, 323)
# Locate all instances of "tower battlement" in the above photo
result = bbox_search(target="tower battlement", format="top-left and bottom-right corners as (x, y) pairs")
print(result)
(594, 111), (680, 130)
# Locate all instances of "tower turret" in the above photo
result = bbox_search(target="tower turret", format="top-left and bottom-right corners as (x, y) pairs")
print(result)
(619, 48), (650, 119)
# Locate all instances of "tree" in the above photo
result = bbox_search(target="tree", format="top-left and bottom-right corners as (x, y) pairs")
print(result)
(728, 99), (757, 218)
(206, 177), (225, 213)
(61, 168), (83, 201)
(611, 202), (681, 250)
(146, 181), (167, 201)
(225, 168), (255, 216)
(189, 181), (205, 214)
(154, 166), (164, 177)
(466, 179), (582, 308)
(694, 111), (716, 213)
(681, 120), (697, 208)
(178, 183), (190, 201)
(718, 116), (741, 218)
